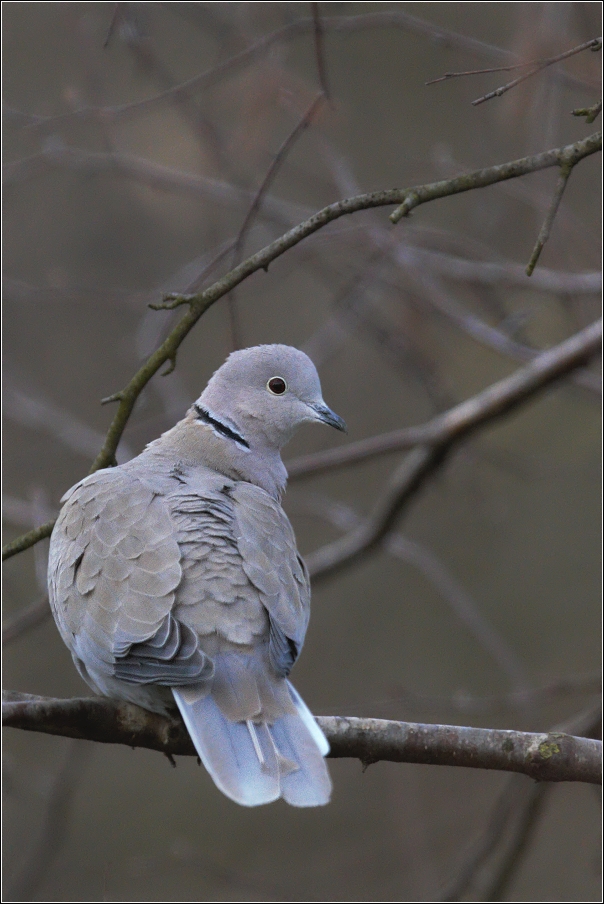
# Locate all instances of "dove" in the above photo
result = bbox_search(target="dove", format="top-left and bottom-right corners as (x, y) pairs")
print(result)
(48, 344), (346, 807)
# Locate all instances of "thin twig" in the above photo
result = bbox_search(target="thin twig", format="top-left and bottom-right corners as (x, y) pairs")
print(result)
(3, 693), (601, 783)
(312, 2), (331, 99)
(427, 62), (543, 86)
(3, 135), (601, 562)
(526, 163), (573, 276)
(471, 37), (602, 106)
(103, 3), (122, 49)
(427, 37), (602, 90)
(226, 92), (326, 350)
(12, 10), (522, 135)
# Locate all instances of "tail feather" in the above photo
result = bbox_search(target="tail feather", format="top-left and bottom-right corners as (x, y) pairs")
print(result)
(270, 712), (332, 807)
(287, 680), (330, 756)
(172, 673), (331, 807)
(173, 689), (281, 806)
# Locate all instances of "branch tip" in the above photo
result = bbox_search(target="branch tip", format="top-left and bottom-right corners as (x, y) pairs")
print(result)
(526, 162), (573, 276)
(100, 391), (124, 405)
(149, 295), (194, 311)
(572, 101), (602, 124)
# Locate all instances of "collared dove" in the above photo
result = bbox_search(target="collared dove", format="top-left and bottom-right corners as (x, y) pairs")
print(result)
(48, 344), (346, 807)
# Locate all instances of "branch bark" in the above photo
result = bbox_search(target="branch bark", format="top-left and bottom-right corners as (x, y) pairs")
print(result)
(3, 692), (600, 784)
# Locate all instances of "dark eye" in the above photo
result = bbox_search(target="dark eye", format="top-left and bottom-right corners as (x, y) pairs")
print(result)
(267, 376), (287, 395)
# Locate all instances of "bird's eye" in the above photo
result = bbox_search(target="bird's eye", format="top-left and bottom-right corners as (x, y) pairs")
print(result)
(267, 377), (287, 395)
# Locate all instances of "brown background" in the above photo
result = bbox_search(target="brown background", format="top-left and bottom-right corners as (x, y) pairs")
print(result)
(3, 2), (601, 901)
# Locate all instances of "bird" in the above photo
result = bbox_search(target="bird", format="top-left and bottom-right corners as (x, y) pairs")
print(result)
(48, 344), (346, 807)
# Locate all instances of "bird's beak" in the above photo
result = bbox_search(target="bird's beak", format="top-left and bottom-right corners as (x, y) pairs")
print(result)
(310, 402), (347, 433)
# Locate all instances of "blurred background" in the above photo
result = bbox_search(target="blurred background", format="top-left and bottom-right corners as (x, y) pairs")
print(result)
(3, 2), (601, 901)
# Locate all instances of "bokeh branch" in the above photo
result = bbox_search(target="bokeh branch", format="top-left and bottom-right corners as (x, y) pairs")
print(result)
(3, 692), (600, 785)
(304, 319), (600, 580)
(289, 318), (602, 482)
(3, 135), (600, 563)
(11, 8), (524, 134)
(426, 37), (602, 92)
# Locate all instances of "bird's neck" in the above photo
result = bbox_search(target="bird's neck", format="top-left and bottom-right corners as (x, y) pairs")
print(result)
(144, 414), (288, 501)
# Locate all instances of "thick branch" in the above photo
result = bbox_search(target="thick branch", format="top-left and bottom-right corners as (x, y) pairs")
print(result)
(2, 692), (599, 784)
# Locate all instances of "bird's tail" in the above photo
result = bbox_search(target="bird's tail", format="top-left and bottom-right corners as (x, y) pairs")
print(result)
(172, 654), (331, 807)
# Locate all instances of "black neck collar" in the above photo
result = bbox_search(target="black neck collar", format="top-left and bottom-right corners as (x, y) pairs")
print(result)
(193, 404), (250, 449)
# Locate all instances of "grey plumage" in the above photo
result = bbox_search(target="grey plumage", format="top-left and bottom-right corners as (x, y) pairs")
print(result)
(48, 345), (345, 806)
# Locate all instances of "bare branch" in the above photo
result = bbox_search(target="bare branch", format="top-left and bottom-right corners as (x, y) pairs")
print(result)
(3, 693), (600, 784)
(427, 62), (539, 87)
(3, 521), (58, 562)
(312, 2), (331, 99)
(10, 10), (520, 135)
(390, 131), (601, 222)
(572, 100), (602, 124)
(7, 145), (600, 300)
(226, 92), (326, 349)
(526, 163), (573, 276)
(288, 318), (602, 481)
(438, 705), (601, 900)
(470, 37), (602, 106)
(426, 37), (602, 96)
(3, 138), (600, 562)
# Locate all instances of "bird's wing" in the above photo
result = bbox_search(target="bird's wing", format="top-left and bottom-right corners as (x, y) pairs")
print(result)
(230, 480), (311, 677)
(48, 467), (211, 690)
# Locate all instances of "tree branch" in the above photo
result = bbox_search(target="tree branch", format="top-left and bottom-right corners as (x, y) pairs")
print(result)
(471, 37), (602, 106)
(288, 318), (602, 481)
(3, 692), (600, 784)
(9, 9), (522, 134)
(426, 37), (602, 92)
(389, 131), (601, 222)
(303, 318), (601, 580)
(3, 139), (600, 562)
(526, 162), (573, 276)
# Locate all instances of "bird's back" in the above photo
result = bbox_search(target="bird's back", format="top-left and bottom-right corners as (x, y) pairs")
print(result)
(48, 453), (331, 806)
